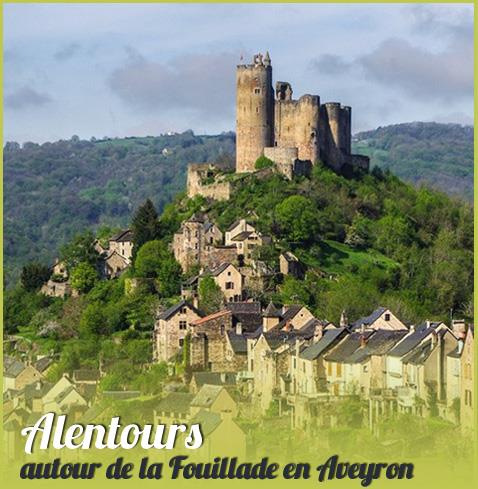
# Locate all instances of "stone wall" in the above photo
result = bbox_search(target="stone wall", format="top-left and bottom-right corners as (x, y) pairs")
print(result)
(186, 164), (231, 201)
(190, 312), (237, 371)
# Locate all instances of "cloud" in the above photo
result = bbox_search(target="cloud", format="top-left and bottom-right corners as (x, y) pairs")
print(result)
(54, 42), (81, 61)
(5, 86), (52, 110)
(311, 54), (352, 75)
(107, 49), (238, 120)
(312, 33), (472, 102)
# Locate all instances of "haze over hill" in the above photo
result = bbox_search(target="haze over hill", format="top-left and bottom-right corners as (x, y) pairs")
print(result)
(3, 121), (472, 285)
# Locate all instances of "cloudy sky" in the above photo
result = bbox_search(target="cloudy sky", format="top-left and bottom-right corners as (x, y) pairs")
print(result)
(4, 3), (474, 143)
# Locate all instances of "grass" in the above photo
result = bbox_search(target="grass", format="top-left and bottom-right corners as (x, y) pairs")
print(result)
(296, 240), (399, 276)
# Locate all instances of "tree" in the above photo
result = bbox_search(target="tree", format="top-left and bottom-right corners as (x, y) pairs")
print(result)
(20, 262), (51, 291)
(131, 199), (161, 255)
(70, 262), (98, 294)
(198, 275), (223, 314)
(255, 155), (274, 170)
(275, 195), (319, 243)
(60, 231), (98, 270)
(344, 216), (372, 249)
(134, 240), (182, 297)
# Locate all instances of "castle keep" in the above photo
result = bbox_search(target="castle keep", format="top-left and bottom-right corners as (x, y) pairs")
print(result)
(236, 52), (369, 174)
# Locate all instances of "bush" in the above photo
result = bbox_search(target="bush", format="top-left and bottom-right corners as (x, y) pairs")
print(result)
(255, 155), (274, 170)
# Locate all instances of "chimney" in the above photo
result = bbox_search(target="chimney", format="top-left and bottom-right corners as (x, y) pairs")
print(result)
(360, 324), (365, 334)
(192, 295), (199, 309)
(340, 310), (348, 328)
(236, 322), (243, 335)
(431, 330), (437, 347)
(457, 339), (465, 355)
(295, 338), (300, 358)
(426, 320), (431, 329)
(409, 324), (415, 333)
(452, 319), (466, 337)
(314, 323), (323, 342)
(360, 334), (368, 348)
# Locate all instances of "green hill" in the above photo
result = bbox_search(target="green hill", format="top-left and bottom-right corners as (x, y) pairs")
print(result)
(3, 131), (235, 285)
(352, 122), (473, 201)
(4, 121), (473, 286)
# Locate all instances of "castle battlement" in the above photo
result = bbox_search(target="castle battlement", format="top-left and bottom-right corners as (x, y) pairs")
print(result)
(236, 52), (369, 174)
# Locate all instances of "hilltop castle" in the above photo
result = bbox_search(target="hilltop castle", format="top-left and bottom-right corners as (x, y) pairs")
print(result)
(236, 52), (369, 174)
(187, 52), (369, 200)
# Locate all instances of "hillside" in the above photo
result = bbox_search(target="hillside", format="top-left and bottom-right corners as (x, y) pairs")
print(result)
(3, 131), (235, 285)
(4, 122), (473, 285)
(4, 162), (473, 390)
(352, 122), (473, 200)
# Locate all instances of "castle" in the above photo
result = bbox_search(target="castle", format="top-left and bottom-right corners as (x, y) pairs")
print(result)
(236, 52), (369, 174)
(187, 52), (369, 200)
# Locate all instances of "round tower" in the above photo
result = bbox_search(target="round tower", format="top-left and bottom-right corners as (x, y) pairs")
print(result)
(236, 52), (274, 173)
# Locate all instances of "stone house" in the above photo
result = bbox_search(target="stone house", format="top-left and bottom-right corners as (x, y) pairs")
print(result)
(190, 384), (238, 417)
(323, 330), (375, 396)
(190, 372), (237, 393)
(231, 230), (271, 265)
(153, 392), (195, 424)
(446, 342), (463, 424)
(349, 307), (407, 331)
(40, 279), (72, 298)
(279, 251), (304, 279)
(3, 359), (43, 393)
(109, 229), (134, 263)
(190, 410), (246, 459)
(153, 300), (203, 363)
(172, 213), (223, 272)
(190, 302), (262, 372)
(344, 329), (409, 398)
(291, 326), (346, 397)
(51, 258), (68, 280)
(399, 327), (457, 418)
(102, 250), (130, 279)
(207, 262), (244, 303)
(461, 326), (474, 435)
(42, 375), (87, 414)
(190, 310), (235, 371)
(225, 219), (256, 245)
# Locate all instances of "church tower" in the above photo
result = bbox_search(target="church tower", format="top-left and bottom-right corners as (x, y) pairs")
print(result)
(236, 52), (274, 173)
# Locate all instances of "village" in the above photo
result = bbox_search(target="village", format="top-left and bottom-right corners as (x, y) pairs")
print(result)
(3, 52), (475, 461)
(3, 209), (475, 459)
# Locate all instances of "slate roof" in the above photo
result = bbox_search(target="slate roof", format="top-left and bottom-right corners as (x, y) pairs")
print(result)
(263, 301), (281, 318)
(344, 330), (408, 364)
(300, 328), (347, 361)
(324, 330), (375, 362)
(401, 340), (434, 365)
(209, 262), (234, 276)
(158, 300), (202, 321)
(231, 231), (253, 241)
(190, 409), (222, 436)
(191, 384), (224, 408)
(34, 356), (52, 373)
(350, 307), (387, 330)
(73, 369), (100, 382)
(227, 331), (248, 354)
(4, 359), (26, 378)
(192, 372), (237, 388)
(226, 302), (262, 331)
(226, 220), (243, 232)
(156, 392), (194, 414)
(110, 229), (133, 242)
(387, 323), (442, 358)
(23, 381), (53, 400)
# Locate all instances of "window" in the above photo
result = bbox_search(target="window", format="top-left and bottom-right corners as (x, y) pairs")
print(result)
(337, 363), (342, 377)
(179, 321), (187, 330)
(384, 313), (391, 321)
(227, 271), (231, 276)
(180, 307), (187, 314)
(220, 325), (225, 335)
(363, 365), (369, 373)
(465, 390), (472, 407)
(293, 358), (296, 369)
(179, 338), (184, 347)
(226, 282), (234, 290)
(254, 88), (260, 94)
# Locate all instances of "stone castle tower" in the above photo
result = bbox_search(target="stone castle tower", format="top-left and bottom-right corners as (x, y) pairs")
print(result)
(236, 52), (275, 173)
(235, 52), (368, 174)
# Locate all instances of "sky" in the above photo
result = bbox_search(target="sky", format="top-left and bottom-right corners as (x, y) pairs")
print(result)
(4, 3), (474, 143)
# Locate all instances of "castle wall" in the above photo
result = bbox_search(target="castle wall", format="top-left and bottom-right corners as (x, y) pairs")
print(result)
(187, 164), (231, 201)
(236, 57), (274, 173)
